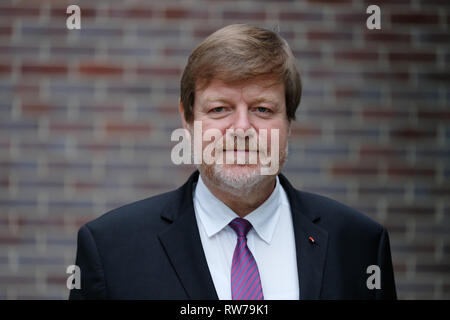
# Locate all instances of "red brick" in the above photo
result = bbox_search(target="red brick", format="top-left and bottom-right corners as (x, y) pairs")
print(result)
(156, 104), (179, 115)
(384, 224), (407, 235)
(108, 7), (153, 18)
(0, 236), (23, 245)
(394, 262), (407, 274)
(334, 50), (379, 61)
(387, 166), (436, 178)
(364, 32), (411, 43)
(0, 176), (9, 188)
(359, 146), (406, 159)
(390, 128), (437, 140)
(307, 31), (353, 41)
(17, 217), (66, 227)
(417, 110), (450, 120)
(0, 25), (12, 37)
(72, 181), (100, 191)
(22, 103), (56, 114)
(222, 11), (266, 20)
(391, 13), (439, 25)
(136, 66), (181, 77)
(165, 8), (188, 19)
(75, 217), (93, 228)
(79, 63), (124, 77)
(389, 52), (436, 63)
(165, 8), (208, 19)
(290, 125), (322, 137)
(0, 64), (11, 74)
(50, 7), (96, 18)
(361, 108), (410, 119)
(334, 88), (380, 99)
(0, 6), (40, 17)
(334, 89), (354, 99)
(331, 164), (379, 176)
(21, 63), (68, 75)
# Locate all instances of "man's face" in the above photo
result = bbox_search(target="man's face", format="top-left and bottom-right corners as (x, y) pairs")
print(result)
(185, 75), (290, 193)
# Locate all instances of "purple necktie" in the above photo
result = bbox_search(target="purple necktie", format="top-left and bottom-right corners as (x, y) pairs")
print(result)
(229, 218), (264, 300)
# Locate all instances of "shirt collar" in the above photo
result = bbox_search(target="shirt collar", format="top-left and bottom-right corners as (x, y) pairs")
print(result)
(193, 174), (282, 244)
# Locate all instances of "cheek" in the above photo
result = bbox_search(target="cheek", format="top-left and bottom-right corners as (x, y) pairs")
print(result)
(199, 118), (230, 133)
(264, 124), (289, 149)
(199, 123), (227, 150)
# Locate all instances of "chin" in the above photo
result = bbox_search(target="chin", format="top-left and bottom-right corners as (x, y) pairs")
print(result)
(198, 163), (268, 196)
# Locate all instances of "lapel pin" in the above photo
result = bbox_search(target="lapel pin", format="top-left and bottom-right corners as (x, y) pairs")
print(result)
(308, 236), (315, 244)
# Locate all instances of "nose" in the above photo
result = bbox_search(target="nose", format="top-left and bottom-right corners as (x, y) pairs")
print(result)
(232, 105), (252, 131)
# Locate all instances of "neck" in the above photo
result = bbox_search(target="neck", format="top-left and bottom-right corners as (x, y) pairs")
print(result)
(201, 175), (277, 218)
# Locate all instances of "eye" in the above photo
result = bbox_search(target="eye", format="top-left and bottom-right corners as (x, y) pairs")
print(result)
(256, 106), (271, 113)
(210, 106), (225, 113)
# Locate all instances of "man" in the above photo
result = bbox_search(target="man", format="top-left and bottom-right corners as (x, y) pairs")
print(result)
(69, 24), (396, 300)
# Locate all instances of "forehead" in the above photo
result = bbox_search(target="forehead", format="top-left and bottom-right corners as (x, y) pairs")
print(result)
(195, 76), (285, 105)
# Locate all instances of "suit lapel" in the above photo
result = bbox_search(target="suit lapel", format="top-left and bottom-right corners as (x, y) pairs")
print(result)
(158, 171), (218, 299)
(291, 209), (328, 299)
(279, 174), (329, 300)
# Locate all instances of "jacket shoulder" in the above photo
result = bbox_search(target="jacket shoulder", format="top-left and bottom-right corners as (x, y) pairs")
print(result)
(84, 189), (179, 235)
(295, 189), (385, 235)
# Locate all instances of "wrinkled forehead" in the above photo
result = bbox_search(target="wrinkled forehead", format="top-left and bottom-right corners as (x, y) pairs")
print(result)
(195, 76), (285, 106)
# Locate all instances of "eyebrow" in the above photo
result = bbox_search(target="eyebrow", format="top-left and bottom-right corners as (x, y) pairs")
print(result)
(202, 96), (279, 105)
(203, 97), (231, 104)
(251, 97), (279, 105)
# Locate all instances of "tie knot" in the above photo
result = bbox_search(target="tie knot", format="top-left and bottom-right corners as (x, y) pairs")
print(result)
(229, 218), (252, 238)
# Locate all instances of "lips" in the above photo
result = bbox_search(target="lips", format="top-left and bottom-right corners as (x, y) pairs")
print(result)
(223, 149), (257, 152)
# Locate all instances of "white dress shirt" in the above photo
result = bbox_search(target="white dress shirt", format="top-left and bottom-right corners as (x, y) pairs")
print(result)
(193, 174), (300, 300)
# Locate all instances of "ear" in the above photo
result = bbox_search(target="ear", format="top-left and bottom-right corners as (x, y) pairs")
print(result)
(179, 99), (190, 131)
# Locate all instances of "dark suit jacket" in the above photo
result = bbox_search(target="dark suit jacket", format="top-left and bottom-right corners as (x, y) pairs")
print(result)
(69, 170), (396, 300)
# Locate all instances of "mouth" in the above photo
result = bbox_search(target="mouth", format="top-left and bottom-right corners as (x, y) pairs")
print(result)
(223, 146), (258, 152)
(223, 149), (258, 154)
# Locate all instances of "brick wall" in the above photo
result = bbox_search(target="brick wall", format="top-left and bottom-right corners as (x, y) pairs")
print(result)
(0, 0), (448, 299)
